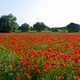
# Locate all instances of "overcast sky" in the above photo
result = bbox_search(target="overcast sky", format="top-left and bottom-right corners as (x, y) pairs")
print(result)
(0, 0), (80, 27)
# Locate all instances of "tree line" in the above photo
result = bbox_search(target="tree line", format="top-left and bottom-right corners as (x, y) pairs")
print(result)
(0, 14), (80, 33)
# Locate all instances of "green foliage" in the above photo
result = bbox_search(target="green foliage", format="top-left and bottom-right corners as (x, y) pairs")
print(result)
(51, 28), (59, 32)
(51, 27), (67, 32)
(18, 23), (30, 32)
(0, 47), (19, 80)
(33, 22), (46, 32)
(0, 14), (19, 32)
(66, 23), (80, 32)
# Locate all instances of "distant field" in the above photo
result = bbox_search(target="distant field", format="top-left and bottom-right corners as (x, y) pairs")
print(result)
(0, 32), (80, 80)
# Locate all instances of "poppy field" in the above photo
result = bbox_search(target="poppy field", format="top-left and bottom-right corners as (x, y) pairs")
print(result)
(0, 32), (80, 80)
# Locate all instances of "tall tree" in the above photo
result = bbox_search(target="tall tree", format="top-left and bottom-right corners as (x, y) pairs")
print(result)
(0, 14), (19, 32)
(18, 23), (29, 32)
(33, 22), (46, 32)
(66, 23), (80, 32)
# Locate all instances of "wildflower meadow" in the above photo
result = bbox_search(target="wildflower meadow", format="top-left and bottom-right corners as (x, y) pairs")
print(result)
(0, 32), (80, 80)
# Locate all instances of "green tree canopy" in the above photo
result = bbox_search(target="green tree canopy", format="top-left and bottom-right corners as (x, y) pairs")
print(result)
(66, 23), (80, 32)
(18, 23), (30, 32)
(0, 14), (19, 32)
(33, 22), (46, 32)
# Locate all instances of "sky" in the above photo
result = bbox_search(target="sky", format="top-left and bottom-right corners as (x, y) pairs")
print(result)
(0, 0), (80, 27)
